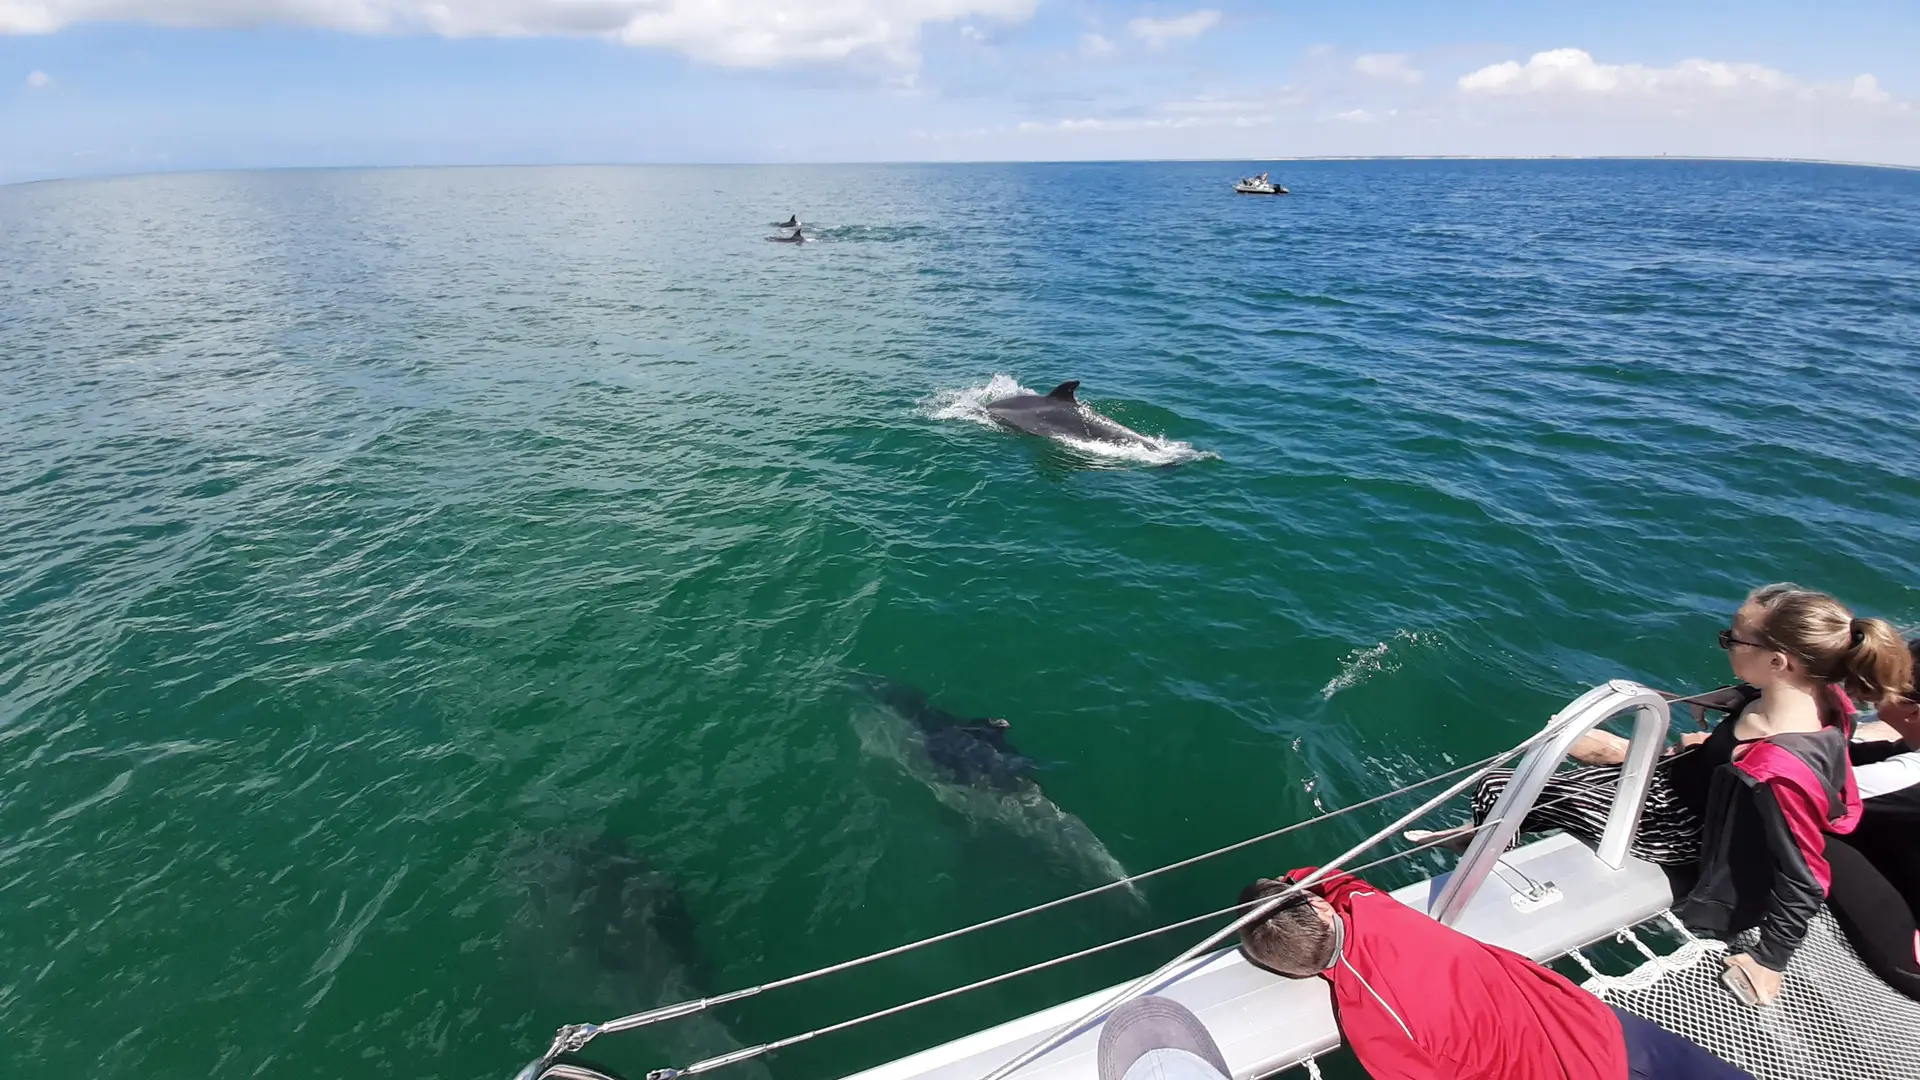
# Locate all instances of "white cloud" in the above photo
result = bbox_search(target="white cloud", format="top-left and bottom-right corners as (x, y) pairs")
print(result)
(25, 68), (50, 88)
(996, 45), (1914, 165)
(1354, 53), (1421, 85)
(0, 0), (1038, 68)
(1851, 74), (1890, 104)
(1080, 32), (1113, 58)
(1127, 9), (1219, 48)
(1457, 47), (1886, 106)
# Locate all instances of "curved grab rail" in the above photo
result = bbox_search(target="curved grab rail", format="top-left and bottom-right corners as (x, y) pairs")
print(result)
(1429, 679), (1673, 926)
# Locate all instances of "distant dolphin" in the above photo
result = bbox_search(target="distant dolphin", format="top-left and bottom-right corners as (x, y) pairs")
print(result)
(767, 228), (807, 244)
(986, 381), (1154, 448)
(774, 214), (798, 228)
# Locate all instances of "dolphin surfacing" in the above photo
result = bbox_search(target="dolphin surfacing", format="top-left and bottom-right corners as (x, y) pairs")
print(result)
(985, 381), (1153, 448)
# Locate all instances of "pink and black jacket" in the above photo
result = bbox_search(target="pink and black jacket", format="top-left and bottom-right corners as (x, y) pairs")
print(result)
(1675, 686), (1862, 971)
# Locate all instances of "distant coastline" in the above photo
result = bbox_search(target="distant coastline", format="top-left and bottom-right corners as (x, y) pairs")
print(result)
(6, 154), (1918, 189)
(1256, 154), (1920, 171)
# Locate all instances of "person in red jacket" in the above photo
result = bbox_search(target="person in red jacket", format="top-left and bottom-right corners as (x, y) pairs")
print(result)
(1239, 869), (1753, 1080)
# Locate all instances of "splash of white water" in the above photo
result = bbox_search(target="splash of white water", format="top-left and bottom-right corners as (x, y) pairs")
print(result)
(918, 374), (1216, 467)
(1319, 630), (1440, 700)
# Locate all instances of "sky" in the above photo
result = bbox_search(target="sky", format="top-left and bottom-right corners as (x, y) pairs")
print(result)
(2, 1), (1918, 183)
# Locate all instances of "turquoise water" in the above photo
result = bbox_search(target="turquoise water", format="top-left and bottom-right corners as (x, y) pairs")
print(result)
(3, 160), (1918, 1080)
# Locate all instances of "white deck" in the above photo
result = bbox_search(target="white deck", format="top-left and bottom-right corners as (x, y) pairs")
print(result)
(837, 834), (1675, 1080)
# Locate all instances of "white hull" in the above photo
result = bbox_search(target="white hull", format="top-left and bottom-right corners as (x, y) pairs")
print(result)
(838, 834), (1671, 1080)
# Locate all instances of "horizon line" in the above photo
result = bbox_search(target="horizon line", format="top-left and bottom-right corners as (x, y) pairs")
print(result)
(9, 153), (1918, 189)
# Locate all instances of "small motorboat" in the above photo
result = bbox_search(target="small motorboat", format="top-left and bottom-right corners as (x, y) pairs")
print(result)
(1233, 171), (1288, 195)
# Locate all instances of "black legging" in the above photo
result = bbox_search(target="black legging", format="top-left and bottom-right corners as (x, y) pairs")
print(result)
(1825, 836), (1920, 1002)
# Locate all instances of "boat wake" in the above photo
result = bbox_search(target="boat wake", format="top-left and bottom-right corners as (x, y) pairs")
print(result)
(917, 375), (1216, 467)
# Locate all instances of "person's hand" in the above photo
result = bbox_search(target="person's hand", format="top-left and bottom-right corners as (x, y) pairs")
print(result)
(1690, 703), (1709, 729)
(1678, 731), (1712, 749)
(1725, 953), (1782, 1005)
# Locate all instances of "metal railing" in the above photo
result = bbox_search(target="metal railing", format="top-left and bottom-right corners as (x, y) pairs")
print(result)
(1431, 679), (1671, 924)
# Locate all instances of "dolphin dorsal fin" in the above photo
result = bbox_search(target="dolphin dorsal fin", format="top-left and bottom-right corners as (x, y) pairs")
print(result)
(1046, 380), (1080, 401)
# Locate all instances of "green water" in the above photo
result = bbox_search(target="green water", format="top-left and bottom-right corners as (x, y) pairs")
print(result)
(2, 160), (1917, 1080)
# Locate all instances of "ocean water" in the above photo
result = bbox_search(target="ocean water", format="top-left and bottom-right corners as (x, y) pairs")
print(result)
(3, 160), (1918, 1080)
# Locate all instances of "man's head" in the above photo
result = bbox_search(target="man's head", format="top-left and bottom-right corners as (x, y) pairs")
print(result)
(1237, 878), (1338, 978)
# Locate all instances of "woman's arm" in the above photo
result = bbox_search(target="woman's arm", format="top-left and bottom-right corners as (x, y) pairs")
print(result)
(1567, 688), (1739, 765)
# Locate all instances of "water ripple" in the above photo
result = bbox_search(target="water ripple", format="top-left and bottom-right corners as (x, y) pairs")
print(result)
(1, 160), (1917, 1080)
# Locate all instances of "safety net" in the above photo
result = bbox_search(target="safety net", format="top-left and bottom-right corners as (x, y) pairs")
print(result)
(1576, 908), (1920, 1080)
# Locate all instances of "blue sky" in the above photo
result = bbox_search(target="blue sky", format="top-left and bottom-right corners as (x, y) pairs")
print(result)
(3, 1), (1917, 183)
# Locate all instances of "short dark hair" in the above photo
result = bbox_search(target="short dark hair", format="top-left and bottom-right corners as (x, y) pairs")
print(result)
(1237, 878), (1335, 978)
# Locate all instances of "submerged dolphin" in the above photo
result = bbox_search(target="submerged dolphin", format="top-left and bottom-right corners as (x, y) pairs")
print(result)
(566, 832), (702, 978)
(853, 676), (1140, 895)
(509, 831), (768, 1080)
(766, 228), (807, 244)
(986, 381), (1153, 448)
(774, 214), (799, 228)
(858, 675), (1036, 790)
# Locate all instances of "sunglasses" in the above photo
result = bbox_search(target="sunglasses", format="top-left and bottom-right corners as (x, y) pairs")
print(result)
(1717, 629), (1772, 651)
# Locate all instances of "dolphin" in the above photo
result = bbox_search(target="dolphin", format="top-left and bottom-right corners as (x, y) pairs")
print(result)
(774, 214), (798, 228)
(985, 381), (1154, 448)
(565, 832), (702, 979)
(856, 668), (1036, 787)
(508, 830), (770, 1080)
(766, 228), (806, 244)
(857, 676), (1036, 790)
(852, 676), (1141, 896)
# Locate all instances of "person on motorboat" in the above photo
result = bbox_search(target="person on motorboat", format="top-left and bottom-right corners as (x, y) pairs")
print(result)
(1237, 869), (1753, 1079)
(1415, 584), (1909, 1004)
